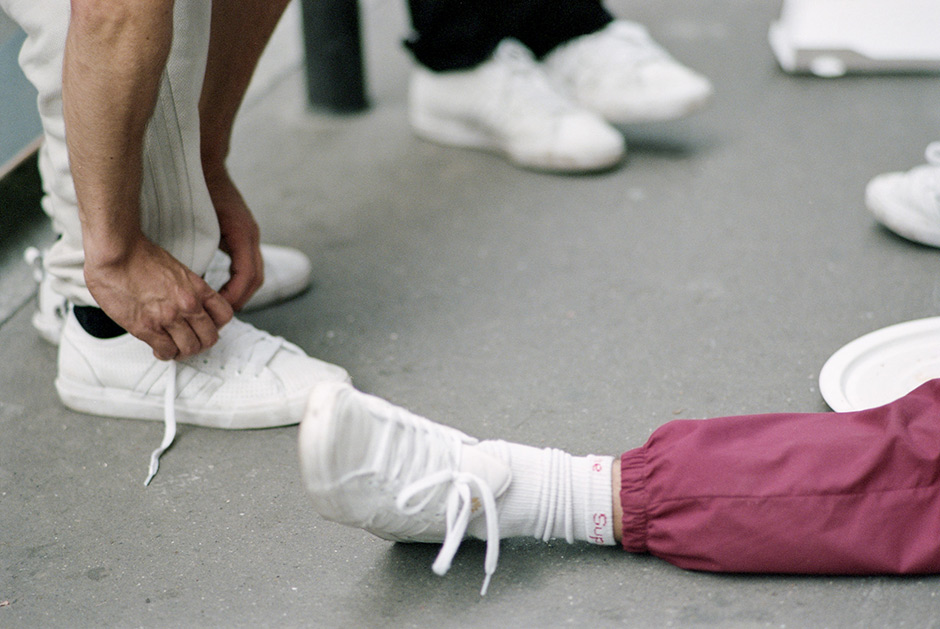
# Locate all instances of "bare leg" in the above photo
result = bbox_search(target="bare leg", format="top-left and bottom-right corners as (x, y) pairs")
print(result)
(198, 0), (293, 310)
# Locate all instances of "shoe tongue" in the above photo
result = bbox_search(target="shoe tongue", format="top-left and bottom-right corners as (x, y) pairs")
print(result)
(460, 442), (512, 507)
(219, 320), (282, 369)
(495, 39), (536, 66)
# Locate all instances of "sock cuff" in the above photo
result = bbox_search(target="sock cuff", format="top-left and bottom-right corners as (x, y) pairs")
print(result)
(73, 305), (127, 339)
(573, 454), (616, 546)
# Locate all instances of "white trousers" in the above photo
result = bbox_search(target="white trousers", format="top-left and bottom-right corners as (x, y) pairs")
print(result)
(2, 0), (220, 306)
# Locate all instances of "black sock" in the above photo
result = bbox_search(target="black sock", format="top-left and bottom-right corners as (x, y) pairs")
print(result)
(73, 305), (127, 339)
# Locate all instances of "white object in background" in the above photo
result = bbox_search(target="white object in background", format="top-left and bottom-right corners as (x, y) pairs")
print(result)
(818, 317), (940, 412)
(770, 0), (940, 77)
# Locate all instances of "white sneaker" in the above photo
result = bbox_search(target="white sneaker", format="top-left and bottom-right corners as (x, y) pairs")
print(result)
(409, 39), (625, 173)
(57, 311), (348, 427)
(56, 310), (350, 483)
(223, 244), (312, 312)
(23, 246), (69, 345)
(866, 142), (940, 248)
(542, 21), (714, 124)
(299, 382), (511, 594)
(23, 243), (313, 346)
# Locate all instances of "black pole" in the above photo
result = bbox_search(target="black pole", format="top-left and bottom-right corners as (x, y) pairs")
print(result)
(298, 0), (368, 113)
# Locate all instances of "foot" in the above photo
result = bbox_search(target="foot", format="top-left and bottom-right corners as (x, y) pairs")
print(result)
(866, 142), (940, 248)
(409, 39), (625, 173)
(542, 20), (713, 124)
(56, 310), (349, 428)
(24, 243), (313, 346)
(299, 382), (511, 594)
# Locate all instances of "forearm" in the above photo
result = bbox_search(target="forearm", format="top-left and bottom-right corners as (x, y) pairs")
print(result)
(63, 0), (174, 265)
(199, 0), (291, 172)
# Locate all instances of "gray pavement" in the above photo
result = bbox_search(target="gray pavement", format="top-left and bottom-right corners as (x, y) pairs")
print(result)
(3, 0), (940, 626)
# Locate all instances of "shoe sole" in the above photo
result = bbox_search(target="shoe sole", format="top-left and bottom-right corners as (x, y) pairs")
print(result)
(601, 88), (714, 125)
(56, 375), (305, 429)
(410, 109), (624, 174)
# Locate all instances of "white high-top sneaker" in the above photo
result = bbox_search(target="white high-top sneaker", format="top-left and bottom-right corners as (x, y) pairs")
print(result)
(299, 382), (511, 594)
(866, 142), (940, 248)
(409, 39), (625, 173)
(542, 21), (714, 125)
(24, 243), (313, 345)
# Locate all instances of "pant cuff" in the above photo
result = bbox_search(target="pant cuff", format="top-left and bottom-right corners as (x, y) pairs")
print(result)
(619, 447), (649, 553)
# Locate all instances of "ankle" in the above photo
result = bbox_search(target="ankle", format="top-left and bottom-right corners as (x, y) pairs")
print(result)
(469, 440), (615, 545)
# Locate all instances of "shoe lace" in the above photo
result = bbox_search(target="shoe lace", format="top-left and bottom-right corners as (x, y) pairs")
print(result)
(143, 320), (284, 486)
(495, 40), (575, 119)
(398, 467), (501, 596)
(589, 22), (667, 67)
(356, 403), (502, 596)
(145, 361), (179, 486)
(552, 22), (666, 88)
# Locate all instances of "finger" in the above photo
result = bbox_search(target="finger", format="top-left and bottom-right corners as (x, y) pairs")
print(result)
(185, 308), (220, 350)
(138, 329), (181, 361)
(163, 318), (205, 359)
(218, 244), (263, 311)
(218, 276), (252, 311)
(202, 290), (234, 329)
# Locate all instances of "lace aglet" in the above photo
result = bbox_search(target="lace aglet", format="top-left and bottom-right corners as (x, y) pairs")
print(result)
(480, 573), (492, 596)
(431, 555), (452, 577)
(144, 454), (160, 486)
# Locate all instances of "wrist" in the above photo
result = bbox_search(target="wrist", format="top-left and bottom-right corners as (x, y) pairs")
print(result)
(82, 227), (148, 269)
(200, 143), (230, 182)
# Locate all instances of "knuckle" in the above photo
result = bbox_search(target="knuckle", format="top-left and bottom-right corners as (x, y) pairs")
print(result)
(177, 293), (201, 315)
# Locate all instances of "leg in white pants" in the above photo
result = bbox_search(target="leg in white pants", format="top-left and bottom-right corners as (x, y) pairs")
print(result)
(1, 0), (219, 306)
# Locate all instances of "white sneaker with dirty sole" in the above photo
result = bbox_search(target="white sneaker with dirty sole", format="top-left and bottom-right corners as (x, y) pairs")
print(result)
(409, 39), (625, 173)
(542, 21), (714, 124)
(866, 142), (940, 248)
(299, 382), (511, 594)
(23, 243), (313, 346)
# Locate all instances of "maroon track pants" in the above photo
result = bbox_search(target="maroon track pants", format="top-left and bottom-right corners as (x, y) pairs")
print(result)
(620, 379), (940, 574)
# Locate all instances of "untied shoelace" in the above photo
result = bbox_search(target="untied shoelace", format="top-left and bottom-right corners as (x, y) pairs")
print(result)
(354, 405), (503, 596)
(143, 321), (283, 486)
(397, 468), (501, 595)
(145, 361), (178, 486)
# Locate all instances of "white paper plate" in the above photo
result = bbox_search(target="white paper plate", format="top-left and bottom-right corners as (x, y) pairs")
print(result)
(819, 317), (940, 412)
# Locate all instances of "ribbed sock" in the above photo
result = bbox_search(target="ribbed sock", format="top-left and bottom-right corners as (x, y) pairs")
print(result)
(469, 440), (616, 545)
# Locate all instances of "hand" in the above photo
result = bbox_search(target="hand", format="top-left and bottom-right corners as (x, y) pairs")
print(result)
(205, 166), (264, 311)
(84, 237), (234, 360)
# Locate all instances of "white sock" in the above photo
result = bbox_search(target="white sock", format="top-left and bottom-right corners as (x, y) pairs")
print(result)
(468, 440), (616, 545)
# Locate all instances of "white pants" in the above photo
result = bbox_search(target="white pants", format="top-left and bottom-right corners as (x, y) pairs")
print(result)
(2, 0), (220, 306)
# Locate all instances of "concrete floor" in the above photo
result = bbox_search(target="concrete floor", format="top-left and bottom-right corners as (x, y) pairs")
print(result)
(3, 0), (940, 626)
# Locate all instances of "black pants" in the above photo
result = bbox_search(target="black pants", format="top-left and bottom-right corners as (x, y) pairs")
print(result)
(405, 0), (612, 72)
